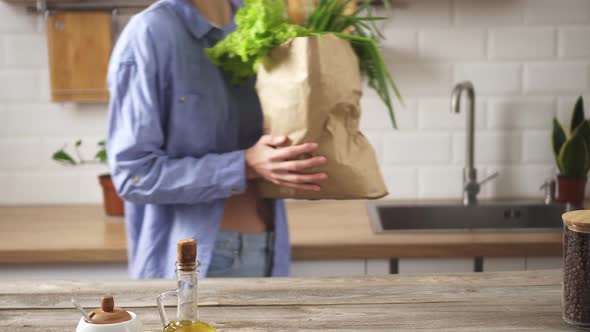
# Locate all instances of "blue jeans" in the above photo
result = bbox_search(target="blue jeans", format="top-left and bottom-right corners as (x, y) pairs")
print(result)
(207, 231), (274, 278)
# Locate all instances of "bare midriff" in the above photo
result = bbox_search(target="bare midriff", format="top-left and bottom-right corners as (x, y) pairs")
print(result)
(220, 182), (273, 233)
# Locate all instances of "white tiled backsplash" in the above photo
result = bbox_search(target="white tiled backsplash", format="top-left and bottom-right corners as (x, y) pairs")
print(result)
(0, 0), (589, 204)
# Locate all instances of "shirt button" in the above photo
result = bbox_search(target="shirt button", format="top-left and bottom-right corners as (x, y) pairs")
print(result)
(179, 97), (186, 103)
(133, 176), (140, 183)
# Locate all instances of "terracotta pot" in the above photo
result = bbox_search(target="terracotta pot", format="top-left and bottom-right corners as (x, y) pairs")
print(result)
(98, 174), (124, 217)
(556, 176), (587, 208)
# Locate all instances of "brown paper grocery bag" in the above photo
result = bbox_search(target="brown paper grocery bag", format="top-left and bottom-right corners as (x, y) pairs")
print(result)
(255, 35), (388, 200)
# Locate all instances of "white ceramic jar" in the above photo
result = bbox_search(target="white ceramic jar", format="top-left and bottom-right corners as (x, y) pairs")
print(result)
(76, 311), (143, 332)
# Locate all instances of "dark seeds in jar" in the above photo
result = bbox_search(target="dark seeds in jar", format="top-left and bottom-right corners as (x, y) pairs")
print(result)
(563, 227), (590, 325)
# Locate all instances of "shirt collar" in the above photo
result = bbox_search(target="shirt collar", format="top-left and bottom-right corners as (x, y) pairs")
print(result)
(164, 0), (240, 39)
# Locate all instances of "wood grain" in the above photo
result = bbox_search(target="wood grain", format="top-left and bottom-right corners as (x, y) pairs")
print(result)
(47, 12), (111, 102)
(0, 270), (573, 331)
(0, 270), (562, 309)
(0, 202), (565, 264)
(0, 205), (126, 264)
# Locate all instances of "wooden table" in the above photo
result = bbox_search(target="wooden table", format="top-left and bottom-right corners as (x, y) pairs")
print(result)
(0, 270), (575, 331)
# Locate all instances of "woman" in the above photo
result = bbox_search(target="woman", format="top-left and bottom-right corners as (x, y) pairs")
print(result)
(107, 0), (327, 279)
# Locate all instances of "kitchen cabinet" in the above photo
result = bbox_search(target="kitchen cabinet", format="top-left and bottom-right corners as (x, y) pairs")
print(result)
(482, 256), (563, 272)
(398, 257), (475, 274)
(483, 257), (526, 272)
(290, 259), (366, 277)
(291, 258), (390, 276)
(526, 256), (562, 270)
(366, 258), (390, 275)
(0, 256), (562, 280)
(0, 263), (128, 280)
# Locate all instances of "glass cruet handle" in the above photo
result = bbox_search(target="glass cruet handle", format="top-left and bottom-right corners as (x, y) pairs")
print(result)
(157, 290), (179, 327)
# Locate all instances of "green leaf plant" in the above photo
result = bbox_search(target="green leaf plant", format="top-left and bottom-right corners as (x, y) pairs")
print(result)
(52, 140), (107, 166)
(552, 96), (590, 178)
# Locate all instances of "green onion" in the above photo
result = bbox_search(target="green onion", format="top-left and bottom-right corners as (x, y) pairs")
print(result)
(307, 0), (402, 128)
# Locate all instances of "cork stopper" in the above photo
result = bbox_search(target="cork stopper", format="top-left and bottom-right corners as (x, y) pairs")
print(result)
(563, 210), (590, 233)
(177, 238), (197, 270)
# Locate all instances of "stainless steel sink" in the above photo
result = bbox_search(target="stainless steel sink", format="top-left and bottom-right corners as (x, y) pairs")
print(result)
(368, 200), (567, 233)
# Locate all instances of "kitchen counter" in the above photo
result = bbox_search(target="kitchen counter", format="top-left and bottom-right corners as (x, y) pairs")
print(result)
(0, 201), (564, 264)
(0, 270), (573, 331)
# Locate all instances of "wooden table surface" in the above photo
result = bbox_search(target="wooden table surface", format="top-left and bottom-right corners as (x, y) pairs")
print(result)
(0, 270), (575, 331)
(0, 201), (564, 264)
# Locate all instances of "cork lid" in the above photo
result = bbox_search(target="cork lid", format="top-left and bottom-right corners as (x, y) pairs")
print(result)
(87, 295), (132, 324)
(177, 238), (197, 271)
(563, 210), (590, 233)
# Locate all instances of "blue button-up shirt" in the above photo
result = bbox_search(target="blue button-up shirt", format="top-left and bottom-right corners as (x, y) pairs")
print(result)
(106, 0), (289, 278)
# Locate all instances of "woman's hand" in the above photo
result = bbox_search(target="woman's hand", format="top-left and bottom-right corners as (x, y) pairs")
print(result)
(245, 135), (328, 191)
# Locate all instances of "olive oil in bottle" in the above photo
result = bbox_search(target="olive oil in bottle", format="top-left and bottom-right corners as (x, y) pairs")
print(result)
(157, 239), (216, 332)
(163, 320), (215, 332)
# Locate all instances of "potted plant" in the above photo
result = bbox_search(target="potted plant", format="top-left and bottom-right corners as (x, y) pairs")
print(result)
(552, 96), (590, 209)
(52, 140), (124, 216)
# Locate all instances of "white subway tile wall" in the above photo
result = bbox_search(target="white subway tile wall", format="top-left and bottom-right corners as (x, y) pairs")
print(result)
(0, 0), (588, 204)
(559, 27), (590, 58)
(489, 28), (555, 60)
(523, 0), (590, 25)
(452, 132), (522, 163)
(524, 63), (589, 94)
(453, 63), (522, 95)
(418, 166), (463, 198)
(454, 0), (524, 27)
(419, 29), (487, 60)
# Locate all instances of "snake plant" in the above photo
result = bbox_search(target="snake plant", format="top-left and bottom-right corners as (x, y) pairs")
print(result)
(552, 96), (590, 178)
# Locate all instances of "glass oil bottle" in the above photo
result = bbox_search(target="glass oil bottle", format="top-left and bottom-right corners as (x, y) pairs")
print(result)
(157, 239), (216, 332)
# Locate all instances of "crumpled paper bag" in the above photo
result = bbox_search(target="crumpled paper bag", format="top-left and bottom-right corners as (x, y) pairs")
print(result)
(255, 35), (388, 199)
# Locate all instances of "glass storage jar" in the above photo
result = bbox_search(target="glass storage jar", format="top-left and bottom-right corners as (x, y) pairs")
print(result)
(563, 210), (590, 328)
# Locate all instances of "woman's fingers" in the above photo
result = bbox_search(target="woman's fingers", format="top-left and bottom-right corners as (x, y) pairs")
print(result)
(259, 135), (286, 146)
(273, 171), (328, 184)
(269, 135), (287, 147)
(257, 135), (273, 145)
(260, 139), (327, 192)
(275, 180), (321, 191)
(275, 156), (327, 172)
(271, 142), (318, 161)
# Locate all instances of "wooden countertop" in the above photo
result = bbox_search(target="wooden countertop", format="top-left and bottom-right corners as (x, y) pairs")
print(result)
(0, 270), (574, 331)
(0, 201), (564, 264)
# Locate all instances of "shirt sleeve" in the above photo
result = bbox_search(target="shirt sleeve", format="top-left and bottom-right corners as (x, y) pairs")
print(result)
(106, 22), (247, 205)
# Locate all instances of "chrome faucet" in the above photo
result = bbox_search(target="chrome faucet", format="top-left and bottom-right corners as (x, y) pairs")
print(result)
(540, 178), (556, 205)
(451, 81), (498, 206)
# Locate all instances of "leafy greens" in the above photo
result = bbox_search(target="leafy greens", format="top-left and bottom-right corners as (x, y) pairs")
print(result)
(206, 0), (402, 128)
(205, 0), (307, 82)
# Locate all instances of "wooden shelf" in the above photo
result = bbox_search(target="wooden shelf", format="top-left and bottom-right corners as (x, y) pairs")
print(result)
(2, 0), (394, 10)
(2, 0), (154, 4)
(3, 0), (155, 11)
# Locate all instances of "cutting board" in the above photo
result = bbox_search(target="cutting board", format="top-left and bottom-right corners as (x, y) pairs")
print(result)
(46, 12), (112, 102)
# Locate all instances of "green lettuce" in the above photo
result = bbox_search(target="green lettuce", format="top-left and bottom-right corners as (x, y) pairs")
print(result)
(205, 0), (308, 82)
